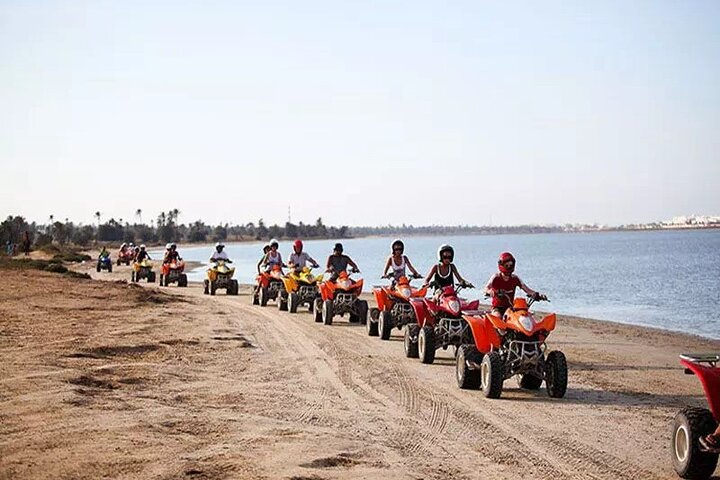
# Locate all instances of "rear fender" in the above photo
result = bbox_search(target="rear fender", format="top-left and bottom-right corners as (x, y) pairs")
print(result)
(354, 279), (364, 295)
(681, 359), (720, 420)
(464, 315), (501, 353)
(462, 299), (480, 310)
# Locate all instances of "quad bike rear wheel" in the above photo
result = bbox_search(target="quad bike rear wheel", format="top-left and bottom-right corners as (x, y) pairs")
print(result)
(672, 407), (718, 479)
(379, 311), (393, 340)
(481, 351), (504, 399)
(96, 264), (101, 273)
(288, 293), (299, 313)
(314, 298), (323, 322)
(322, 300), (334, 325)
(456, 345), (482, 390)
(404, 324), (419, 358)
(366, 308), (379, 336)
(148, 272), (156, 283)
(545, 350), (568, 398)
(418, 326), (436, 364)
(108, 264), (112, 273)
(116, 259), (121, 266)
(519, 374), (543, 390)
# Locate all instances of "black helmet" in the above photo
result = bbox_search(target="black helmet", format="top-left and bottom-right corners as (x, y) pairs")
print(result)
(437, 244), (454, 262)
(334, 242), (343, 253)
(391, 239), (404, 253)
(215, 242), (225, 251)
(262, 243), (271, 254)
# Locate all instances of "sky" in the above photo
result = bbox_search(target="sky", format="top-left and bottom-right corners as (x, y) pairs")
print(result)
(1, 0), (719, 228)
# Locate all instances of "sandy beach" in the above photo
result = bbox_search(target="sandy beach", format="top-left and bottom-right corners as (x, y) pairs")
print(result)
(1, 261), (719, 480)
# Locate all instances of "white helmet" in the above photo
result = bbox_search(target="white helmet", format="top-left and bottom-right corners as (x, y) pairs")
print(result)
(165, 243), (172, 250)
(140, 244), (146, 250)
(121, 242), (127, 248)
(269, 238), (279, 248)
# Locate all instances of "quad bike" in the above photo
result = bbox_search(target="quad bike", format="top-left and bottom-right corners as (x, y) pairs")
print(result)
(252, 264), (285, 307)
(281, 266), (323, 313)
(407, 283), (479, 363)
(671, 353), (720, 479)
(117, 249), (133, 266)
(204, 259), (239, 295)
(455, 293), (567, 399)
(160, 260), (188, 287)
(97, 255), (112, 273)
(367, 274), (427, 340)
(131, 259), (155, 283)
(315, 270), (368, 326)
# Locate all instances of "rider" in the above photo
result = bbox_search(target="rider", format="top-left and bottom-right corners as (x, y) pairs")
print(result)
(118, 242), (128, 256)
(423, 244), (472, 291)
(164, 243), (181, 263)
(325, 242), (360, 281)
(210, 242), (230, 263)
(98, 246), (110, 260)
(261, 239), (284, 272)
(287, 239), (319, 273)
(483, 252), (545, 317)
(382, 239), (420, 284)
(256, 243), (270, 274)
(135, 244), (151, 262)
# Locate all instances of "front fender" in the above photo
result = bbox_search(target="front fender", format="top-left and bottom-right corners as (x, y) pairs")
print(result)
(408, 298), (428, 326)
(319, 281), (335, 301)
(373, 288), (390, 311)
(465, 314), (502, 353)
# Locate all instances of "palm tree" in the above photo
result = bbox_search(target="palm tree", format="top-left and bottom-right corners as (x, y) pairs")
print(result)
(135, 209), (142, 224)
(95, 211), (101, 225)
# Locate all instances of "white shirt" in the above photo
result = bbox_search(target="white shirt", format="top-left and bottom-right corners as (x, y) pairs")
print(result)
(211, 251), (229, 261)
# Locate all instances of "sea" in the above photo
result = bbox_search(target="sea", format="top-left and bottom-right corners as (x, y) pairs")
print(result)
(152, 229), (720, 340)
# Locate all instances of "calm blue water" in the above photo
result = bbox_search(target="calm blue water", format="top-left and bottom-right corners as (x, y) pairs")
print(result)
(154, 230), (720, 339)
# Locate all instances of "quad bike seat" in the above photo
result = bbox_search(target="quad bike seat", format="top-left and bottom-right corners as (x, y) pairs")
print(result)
(680, 353), (720, 420)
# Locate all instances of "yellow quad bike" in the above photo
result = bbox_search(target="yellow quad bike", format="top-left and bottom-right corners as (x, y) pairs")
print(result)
(281, 267), (323, 313)
(204, 259), (239, 296)
(131, 259), (156, 283)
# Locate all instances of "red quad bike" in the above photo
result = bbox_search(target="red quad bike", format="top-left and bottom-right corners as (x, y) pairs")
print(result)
(160, 260), (188, 287)
(455, 294), (567, 399)
(253, 264), (285, 307)
(410, 283), (479, 364)
(117, 248), (134, 266)
(367, 274), (427, 340)
(672, 354), (720, 479)
(315, 270), (368, 326)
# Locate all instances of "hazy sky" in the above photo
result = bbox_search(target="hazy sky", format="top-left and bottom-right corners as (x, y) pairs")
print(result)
(1, 1), (718, 227)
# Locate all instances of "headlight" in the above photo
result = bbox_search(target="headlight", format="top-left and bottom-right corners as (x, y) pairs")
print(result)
(448, 300), (460, 314)
(519, 315), (535, 332)
(339, 280), (351, 289)
(400, 287), (412, 297)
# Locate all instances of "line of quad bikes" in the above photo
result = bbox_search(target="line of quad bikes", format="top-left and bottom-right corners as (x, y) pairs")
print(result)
(108, 252), (720, 479)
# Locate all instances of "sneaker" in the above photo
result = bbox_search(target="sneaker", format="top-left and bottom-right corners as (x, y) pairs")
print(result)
(699, 434), (720, 453)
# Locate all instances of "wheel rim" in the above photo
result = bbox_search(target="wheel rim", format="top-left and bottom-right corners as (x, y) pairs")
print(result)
(418, 330), (425, 356)
(456, 350), (464, 383)
(379, 316), (384, 333)
(481, 360), (490, 388)
(674, 425), (690, 463)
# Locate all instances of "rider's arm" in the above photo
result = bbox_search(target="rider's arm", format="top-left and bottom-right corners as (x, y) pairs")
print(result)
(382, 256), (392, 277)
(404, 256), (420, 276)
(325, 255), (334, 271)
(307, 254), (319, 268)
(518, 276), (539, 298)
(483, 274), (497, 296)
(423, 265), (437, 286)
(451, 265), (469, 286)
(346, 256), (359, 271)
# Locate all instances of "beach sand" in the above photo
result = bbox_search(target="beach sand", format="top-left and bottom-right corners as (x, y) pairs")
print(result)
(1, 262), (718, 479)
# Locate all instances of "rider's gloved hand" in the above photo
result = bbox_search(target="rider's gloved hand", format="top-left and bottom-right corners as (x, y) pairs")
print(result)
(532, 292), (546, 301)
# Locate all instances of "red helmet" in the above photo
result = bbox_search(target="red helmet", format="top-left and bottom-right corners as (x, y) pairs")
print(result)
(293, 239), (303, 252)
(498, 252), (515, 274)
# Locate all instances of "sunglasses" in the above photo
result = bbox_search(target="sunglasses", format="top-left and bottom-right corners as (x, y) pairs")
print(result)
(393, 248), (403, 252)
(442, 255), (453, 260)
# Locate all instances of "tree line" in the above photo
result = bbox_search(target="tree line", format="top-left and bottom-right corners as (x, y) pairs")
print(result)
(1, 211), (350, 249)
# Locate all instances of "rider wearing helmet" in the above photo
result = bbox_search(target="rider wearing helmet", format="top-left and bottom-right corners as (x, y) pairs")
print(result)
(326, 242), (359, 281)
(288, 239), (319, 273)
(256, 243), (271, 274)
(210, 242), (230, 263)
(484, 252), (544, 317)
(382, 239), (420, 284)
(261, 239), (285, 272)
(135, 244), (151, 263)
(118, 242), (128, 256)
(423, 244), (472, 291)
(164, 243), (181, 264)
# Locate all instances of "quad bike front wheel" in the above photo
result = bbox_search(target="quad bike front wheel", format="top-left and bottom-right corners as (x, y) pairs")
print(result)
(210, 281), (217, 296)
(545, 350), (568, 398)
(379, 311), (393, 340)
(230, 280), (239, 295)
(203, 280), (209, 295)
(278, 293), (288, 311)
(456, 345), (482, 390)
(179, 274), (188, 288)
(322, 300), (334, 325)
(672, 407), (719, 479)
(131, 271), (136, 282)
(148, 272), (156, 283)
(259, 287), (268, 306)
(366, 308), (379, 336)
(314, 299), (323, 322)
(355, 300), (368, 325)
(481, 351), (505, 399)
(288, 293), (299, 313)
(108, 264), (112, 273)
(96, 264), (101, 273)
(418, 326), (436, 364)
(404, 324), (419, 358)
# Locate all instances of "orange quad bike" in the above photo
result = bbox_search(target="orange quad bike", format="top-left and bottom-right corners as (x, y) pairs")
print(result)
(253, 264), (286, 307)
(456, 293), (567, 399)
(160, 260), (188, 287)
(671, 354), (720, 479)
(315, 270), (368, 326)
(367, 274), (427, 340)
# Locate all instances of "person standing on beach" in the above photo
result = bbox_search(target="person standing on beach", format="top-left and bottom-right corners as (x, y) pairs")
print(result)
(484, 252), (545, 317)
(21, 231), (31, 256)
